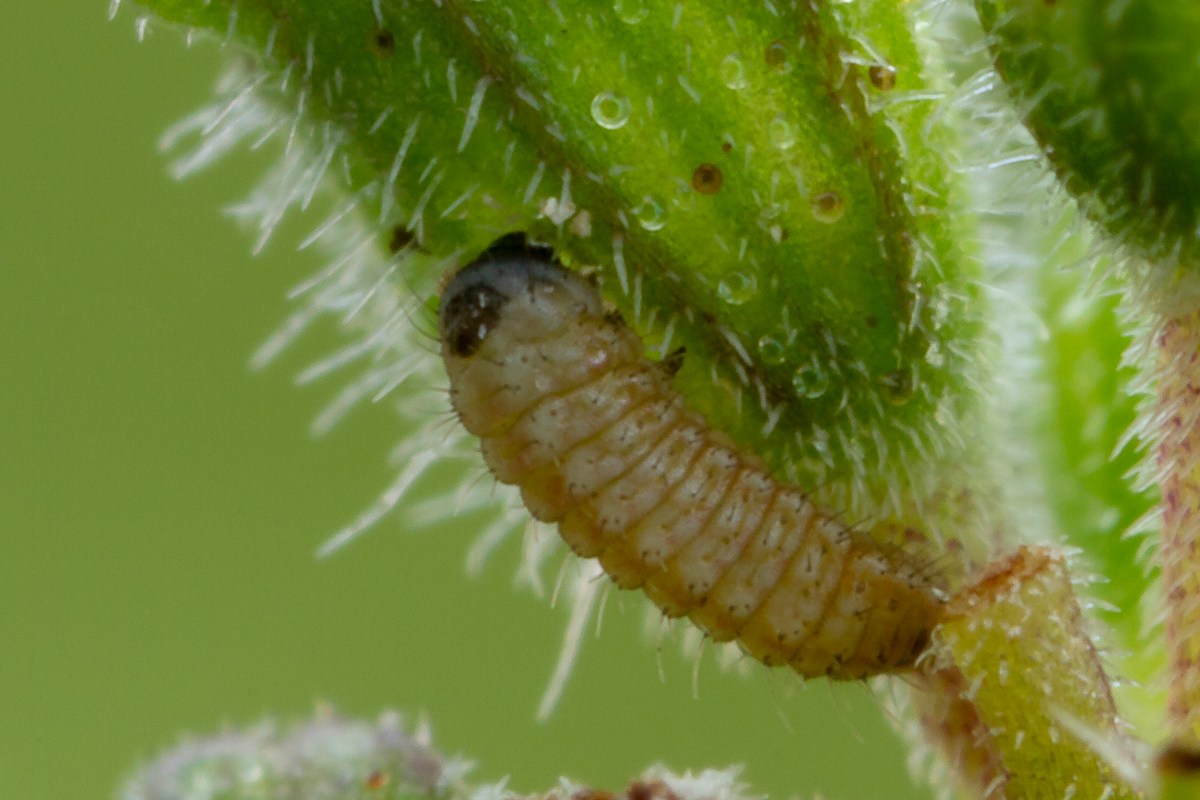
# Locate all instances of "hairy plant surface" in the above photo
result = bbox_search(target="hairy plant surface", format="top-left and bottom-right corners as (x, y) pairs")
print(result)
(137, 0), (999, 552)
(113, 0), (1200, 796)
(122, 710), (757, 800)
(976, 0), (1200, 748)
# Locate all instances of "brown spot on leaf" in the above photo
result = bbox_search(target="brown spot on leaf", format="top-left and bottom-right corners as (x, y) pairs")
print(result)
(691, 163), (723, 194)
(389, 224), (414, 253)
(368, 27), (396, 58)
(1159, 742), (1200, 775)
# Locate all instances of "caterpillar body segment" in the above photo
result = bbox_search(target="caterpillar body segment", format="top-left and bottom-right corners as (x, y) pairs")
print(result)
(439, 235), (945, 680)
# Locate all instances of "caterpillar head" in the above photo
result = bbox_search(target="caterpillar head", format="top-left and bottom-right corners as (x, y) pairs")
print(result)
(439, 233), (602, 360)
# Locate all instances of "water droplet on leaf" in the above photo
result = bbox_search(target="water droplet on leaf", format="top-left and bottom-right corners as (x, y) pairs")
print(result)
(720, 54), (748, 89)
(614, 0), (649, 24)
(768, 115), (798, 149)
(718, 272), (757, 304)
(591, 90), (632, 129)
(793, 364), (830, 398)
(633, 195), (667, 230)
(880, 369), (916, 405)
(758, 336), (786, 364)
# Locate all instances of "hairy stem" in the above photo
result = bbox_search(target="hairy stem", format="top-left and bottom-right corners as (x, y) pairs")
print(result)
(1157, 314), (1200, 742)
(927, 546), (1138, 800)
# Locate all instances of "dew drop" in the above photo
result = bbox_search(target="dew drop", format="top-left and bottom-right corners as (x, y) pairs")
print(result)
(591, 90), (632, 129)
(633, 195), (667, 230)
(692, 163), (724, 194)
(793, 364), (829, 399)
(811, 191), (845, 223)
(758, 336), (786, 365)
(764, 42), (793, 74)
(869, 65), (897, 91)
(718, 272), (757, 305)
(768, 115), (798, 149)
(720, 54), (748, 89)
(614, 0), (649, 24)
(880, 369), (916, 405)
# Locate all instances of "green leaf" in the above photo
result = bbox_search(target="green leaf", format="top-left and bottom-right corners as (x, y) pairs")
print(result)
(978, 0), (1200, 273)
(137, 0), (989, 536)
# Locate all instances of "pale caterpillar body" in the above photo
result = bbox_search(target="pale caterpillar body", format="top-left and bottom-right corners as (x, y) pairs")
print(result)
(439, 234), (944, 680)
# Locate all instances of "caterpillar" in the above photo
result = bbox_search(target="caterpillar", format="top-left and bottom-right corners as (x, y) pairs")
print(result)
(438, 234), (945, 680)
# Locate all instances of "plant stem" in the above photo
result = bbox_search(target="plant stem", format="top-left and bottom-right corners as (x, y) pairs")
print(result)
(1157, 314), (1200, 742)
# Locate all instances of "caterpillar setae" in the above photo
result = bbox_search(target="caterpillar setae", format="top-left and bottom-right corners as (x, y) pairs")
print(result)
(438, 234), (945, 680)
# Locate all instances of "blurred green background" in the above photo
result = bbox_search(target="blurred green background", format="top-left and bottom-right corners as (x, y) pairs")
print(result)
(0, 4), (927, 800)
